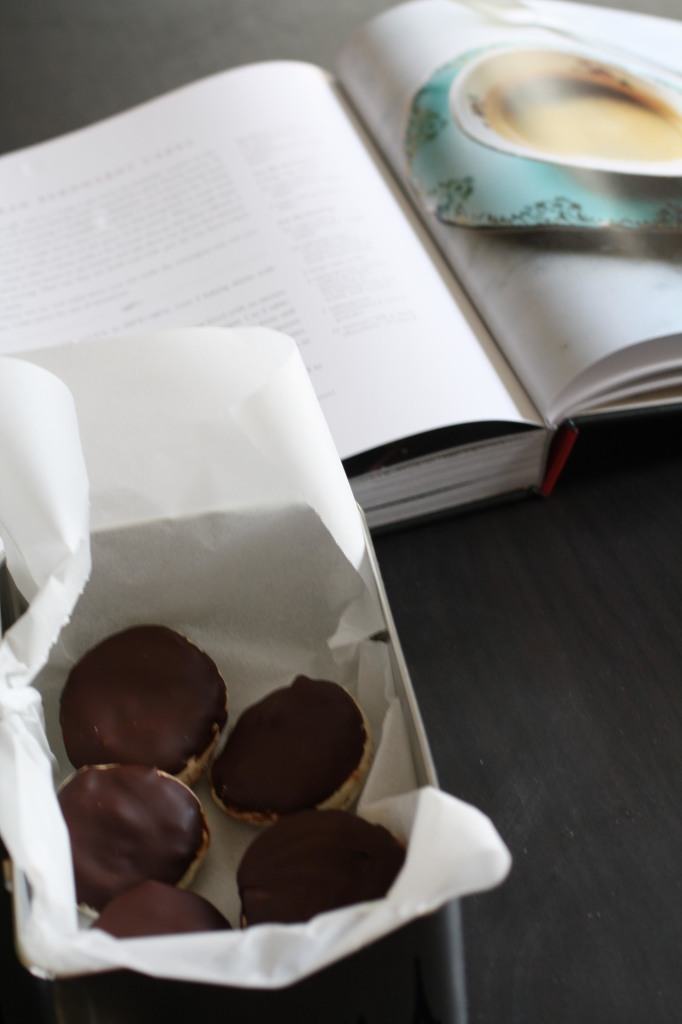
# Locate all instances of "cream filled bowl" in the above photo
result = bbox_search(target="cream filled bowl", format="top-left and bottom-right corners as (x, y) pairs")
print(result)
(449, 45), (682, 176)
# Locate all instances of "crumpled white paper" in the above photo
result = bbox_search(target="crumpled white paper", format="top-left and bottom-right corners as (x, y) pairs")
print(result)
(0, 327), (511, 987)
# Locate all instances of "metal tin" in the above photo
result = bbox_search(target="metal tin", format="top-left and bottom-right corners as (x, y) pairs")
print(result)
(0, 521), (468, 1024)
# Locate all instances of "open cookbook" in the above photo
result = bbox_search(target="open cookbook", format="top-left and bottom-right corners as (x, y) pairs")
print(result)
(1, 0), (681, 527)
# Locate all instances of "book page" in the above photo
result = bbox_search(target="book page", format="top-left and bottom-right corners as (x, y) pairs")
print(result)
(0, 61), (539, 463)
(337, 0), (682, 425)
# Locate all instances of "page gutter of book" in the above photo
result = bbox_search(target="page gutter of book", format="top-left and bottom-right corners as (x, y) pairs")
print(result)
(0, 61), (540, 465)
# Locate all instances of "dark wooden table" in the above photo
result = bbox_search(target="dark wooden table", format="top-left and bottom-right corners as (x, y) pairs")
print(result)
(374, 418), (682, 1024)
(2, 2), (681, 1023)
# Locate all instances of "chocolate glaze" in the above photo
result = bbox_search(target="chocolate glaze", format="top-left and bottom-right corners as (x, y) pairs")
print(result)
(210, 677), (368, 817)
(58, 764), (208, 911)
(238, 809), (405, 925)
(60, 625), (228, 776)
(94, 880), (230, 938)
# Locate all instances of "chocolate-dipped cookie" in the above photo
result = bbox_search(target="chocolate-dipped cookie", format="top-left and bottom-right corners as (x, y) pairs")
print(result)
(237, 809), (405, 925)
(210, 676), (372, 824)
(60, 625), (228, 784)
(58, 764), (210, 913)
(93, 880), (231, 938)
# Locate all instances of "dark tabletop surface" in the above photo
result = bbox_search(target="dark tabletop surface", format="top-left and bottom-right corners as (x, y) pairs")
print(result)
(2, 1), (681, 1023)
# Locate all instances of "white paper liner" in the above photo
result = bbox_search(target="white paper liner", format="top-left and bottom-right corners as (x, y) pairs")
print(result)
(0, 327), (511, 987)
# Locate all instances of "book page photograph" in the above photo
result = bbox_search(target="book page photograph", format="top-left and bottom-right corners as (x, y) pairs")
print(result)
(405, 46), (682, 230)
(338, 0), (682, 425)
